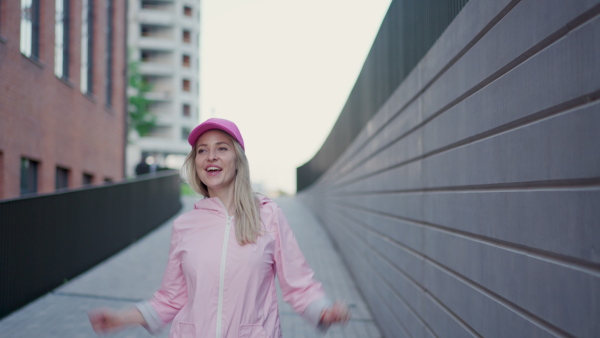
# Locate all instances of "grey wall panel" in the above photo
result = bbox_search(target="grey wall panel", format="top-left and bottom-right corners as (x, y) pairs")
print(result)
(422, 103), (600, 188)
(418, 0), (515, 84)
(340, 200), (599, 337)
(326, 211), (446, 338)
(421, 262), (557, 337)
(334, 100), (423, 180)
(424, 228), (600, 337)
(330, 12), (600, 191)
(334, 207), (483, 337)
(300, 0), (600, 336)
(423, 189), (600, 262)
(422, 16), (600, 155)
(337, 130), (424, 186)
(334, 161), (423, 193)
(420, 0), (598, 123)
(342, 206), (425, 254)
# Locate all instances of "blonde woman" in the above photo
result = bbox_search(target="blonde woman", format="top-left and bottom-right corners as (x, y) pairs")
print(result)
(89, 118), (350, 337)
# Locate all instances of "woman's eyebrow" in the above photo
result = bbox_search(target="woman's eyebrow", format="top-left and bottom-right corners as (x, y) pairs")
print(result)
(196, 141), (231, 147)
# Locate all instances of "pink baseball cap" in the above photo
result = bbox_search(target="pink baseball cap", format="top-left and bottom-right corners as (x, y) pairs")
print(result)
(187, 118), (245, 150)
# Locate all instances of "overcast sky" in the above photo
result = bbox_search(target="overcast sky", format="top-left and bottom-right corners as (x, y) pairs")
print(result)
(200, 0), (391, 194)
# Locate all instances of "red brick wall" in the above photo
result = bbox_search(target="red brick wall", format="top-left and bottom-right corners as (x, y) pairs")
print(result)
(0, 1), (127, 199)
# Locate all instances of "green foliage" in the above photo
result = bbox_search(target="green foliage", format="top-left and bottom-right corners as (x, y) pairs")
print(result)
(181, 182), (199, 196)
(128, 59), (156, 137)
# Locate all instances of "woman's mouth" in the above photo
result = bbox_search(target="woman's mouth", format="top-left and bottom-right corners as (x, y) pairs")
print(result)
(206, 166), (222, 175)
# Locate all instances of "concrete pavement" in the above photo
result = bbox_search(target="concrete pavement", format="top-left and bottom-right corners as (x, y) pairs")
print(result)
(0, 196), (381, 337)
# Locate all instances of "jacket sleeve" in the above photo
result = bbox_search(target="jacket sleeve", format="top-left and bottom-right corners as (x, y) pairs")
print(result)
(136, 223), (187, 334)
(272, 205), (332, 329)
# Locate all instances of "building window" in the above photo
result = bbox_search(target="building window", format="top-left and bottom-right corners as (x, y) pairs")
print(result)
(182, 103), (190, 117)
(54, 0), (70, 79)
(183, 5), (192, 17)
(182, 30), (190, 43)
(20, 157), (39, 195)
(20, 0), (40, 59)
(182, 79), (190, 92)
(83, 173), (93, 186)
(80, 0), (94, 94)
(181, 127), (191, 140)
(182, 54), (190, 67)
(56, 167), (69, 190)
(105, 0), (113, 106)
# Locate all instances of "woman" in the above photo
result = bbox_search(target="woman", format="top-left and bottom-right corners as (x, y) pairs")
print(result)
(89, 118), (350, 337)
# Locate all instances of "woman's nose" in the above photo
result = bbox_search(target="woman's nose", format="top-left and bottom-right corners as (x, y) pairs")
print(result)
(208, 149), (218, 160)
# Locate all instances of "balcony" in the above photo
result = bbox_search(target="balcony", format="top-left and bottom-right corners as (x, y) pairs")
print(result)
(144, 91), (173, 101)
(139, 62), (174, 76)
(137, 37), (176, 51)
(138, 9), (175, 26)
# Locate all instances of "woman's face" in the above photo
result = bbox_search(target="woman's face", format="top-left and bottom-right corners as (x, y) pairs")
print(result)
(194, 130), (237, 196)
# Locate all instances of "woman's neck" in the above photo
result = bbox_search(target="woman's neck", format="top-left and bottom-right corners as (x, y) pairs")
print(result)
(209, 187), (236, 216)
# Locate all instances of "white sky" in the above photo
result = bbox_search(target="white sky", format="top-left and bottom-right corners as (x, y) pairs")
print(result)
(200, 0), (391, 194)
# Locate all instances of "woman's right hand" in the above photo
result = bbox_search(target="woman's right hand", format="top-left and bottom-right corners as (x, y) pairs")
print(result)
(88, 308), (145, 335)
(319, 301), (351, 326)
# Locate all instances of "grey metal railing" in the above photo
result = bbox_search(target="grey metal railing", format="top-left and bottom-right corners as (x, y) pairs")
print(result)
(0, 171), (181, 319)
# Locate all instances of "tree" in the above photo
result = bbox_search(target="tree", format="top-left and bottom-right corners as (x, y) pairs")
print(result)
(128, 59), (156, 138)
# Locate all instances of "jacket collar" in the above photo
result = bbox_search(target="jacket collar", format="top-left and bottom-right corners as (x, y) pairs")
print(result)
(194, 197), (226, 213)
(194, 194), (273, 213)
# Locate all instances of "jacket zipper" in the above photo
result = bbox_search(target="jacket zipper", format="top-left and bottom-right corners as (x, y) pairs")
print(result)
(216, 211), (232, 338)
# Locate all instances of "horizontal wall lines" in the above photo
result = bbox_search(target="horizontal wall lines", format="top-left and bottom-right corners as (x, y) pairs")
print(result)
(328, 177), (600, 196)
(327, 200), (600, 278)
(323, 209), (459, 338)
(327, 4), (600, 186)
(327, 89), (600, 190)
(328, 205), (574, 337)
(316, 211), (414, 337)
(321, 0), (523, 185)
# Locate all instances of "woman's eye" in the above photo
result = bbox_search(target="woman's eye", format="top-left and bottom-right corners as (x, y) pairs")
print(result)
(219, 147), (228, 151)
(197, 149), (206, 154)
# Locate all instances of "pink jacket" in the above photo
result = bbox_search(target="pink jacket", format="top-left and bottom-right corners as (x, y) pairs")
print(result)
(136, 196), (331, 337)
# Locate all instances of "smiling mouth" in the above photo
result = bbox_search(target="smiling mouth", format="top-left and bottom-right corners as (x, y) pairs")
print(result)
(206, 167), (222, 172)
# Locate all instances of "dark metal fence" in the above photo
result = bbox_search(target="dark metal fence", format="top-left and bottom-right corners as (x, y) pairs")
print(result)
(297, 0), (470, 191)
(0, 171), (182, 319)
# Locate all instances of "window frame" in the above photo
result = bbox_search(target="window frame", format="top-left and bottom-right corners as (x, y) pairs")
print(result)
(20, 0), (41, 60)
(105, 0), (113, 106)
(54, 0), (71, 79)
(55, 166), (70, 191)
(80, 0), (94, 94)
(20, 157), (39, 195)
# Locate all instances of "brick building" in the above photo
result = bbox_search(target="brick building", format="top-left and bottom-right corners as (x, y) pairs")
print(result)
(0, 0), (127, 200)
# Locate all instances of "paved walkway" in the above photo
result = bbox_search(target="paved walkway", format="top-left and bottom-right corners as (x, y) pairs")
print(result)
(0, 196), (381, 338)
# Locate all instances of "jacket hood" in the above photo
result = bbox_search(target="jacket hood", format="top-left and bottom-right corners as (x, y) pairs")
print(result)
(193, 194), (273, 212)
(193, 197), (225, 213)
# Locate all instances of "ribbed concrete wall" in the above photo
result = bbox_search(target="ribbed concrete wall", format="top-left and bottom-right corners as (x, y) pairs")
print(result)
(299, 0), (600, 337)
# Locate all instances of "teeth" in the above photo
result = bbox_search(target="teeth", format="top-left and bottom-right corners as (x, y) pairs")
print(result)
(207, 167), (221, 171)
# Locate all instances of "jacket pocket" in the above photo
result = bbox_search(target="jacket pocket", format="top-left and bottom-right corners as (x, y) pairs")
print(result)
(174, 322), (195, 338)
(239, 324), (267, 338)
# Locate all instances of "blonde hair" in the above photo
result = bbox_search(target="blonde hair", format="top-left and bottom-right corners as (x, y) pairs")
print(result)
(182, 135), (262, 245)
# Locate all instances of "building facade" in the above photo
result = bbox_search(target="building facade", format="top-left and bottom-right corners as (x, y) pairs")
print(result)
(126, 0), (200, 175)
(0, 0), (127, 200)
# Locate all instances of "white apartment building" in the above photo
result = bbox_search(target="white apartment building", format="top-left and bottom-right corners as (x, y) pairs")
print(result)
(127, 0), (200, 175)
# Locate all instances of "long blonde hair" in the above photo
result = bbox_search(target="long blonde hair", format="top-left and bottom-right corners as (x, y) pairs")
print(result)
(181, 135), (262, 245)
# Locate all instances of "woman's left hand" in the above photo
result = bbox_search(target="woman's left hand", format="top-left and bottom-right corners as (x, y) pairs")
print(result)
(320, 302), (351, 325)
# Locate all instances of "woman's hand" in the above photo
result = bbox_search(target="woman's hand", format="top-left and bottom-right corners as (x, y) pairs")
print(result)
(319, 301), (351, 326)
(88, 308), (144, 335)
